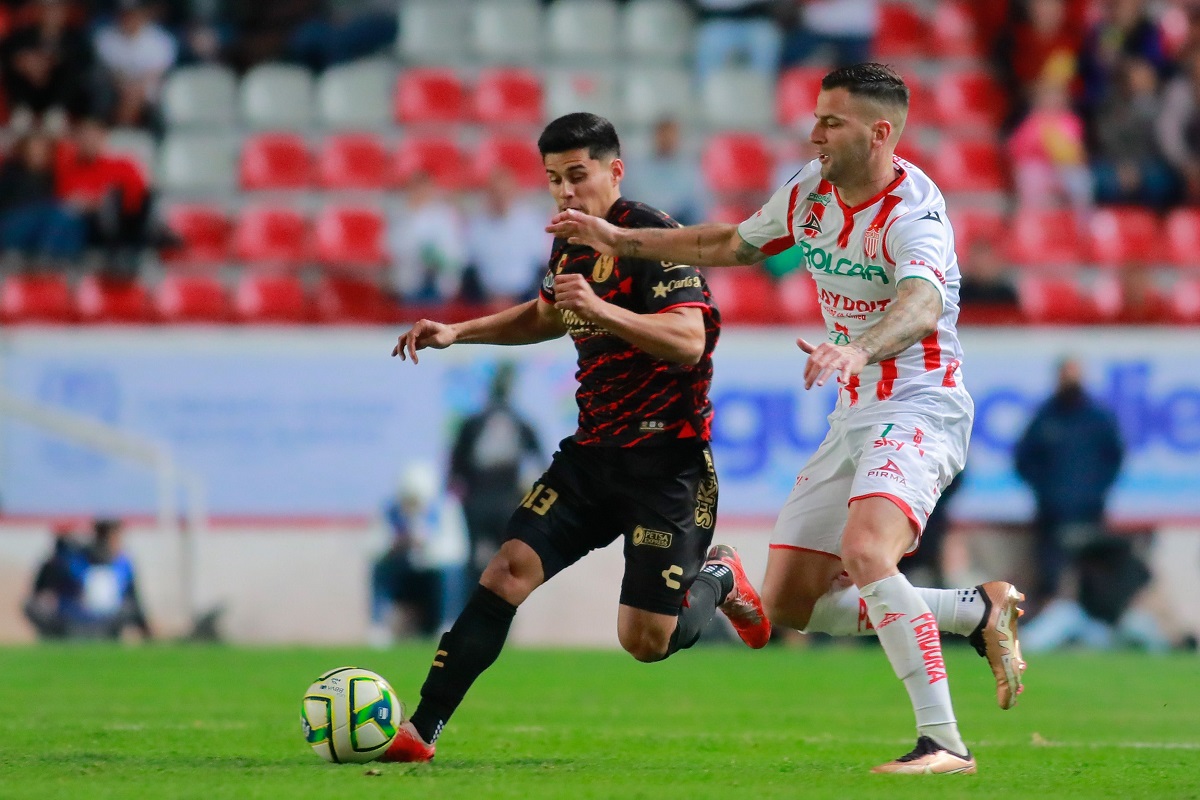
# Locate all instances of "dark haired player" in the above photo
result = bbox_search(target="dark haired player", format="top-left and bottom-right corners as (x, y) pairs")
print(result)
(381, 112), (770, 762)
(550, 64), (1026, 774)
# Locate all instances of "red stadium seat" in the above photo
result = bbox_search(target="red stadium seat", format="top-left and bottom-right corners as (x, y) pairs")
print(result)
(162, 204), (229, 267)
(1006, 209), (1085, 268)
(315, 204), (387, 269)
(776, 66), (825, 128)
(394, 135), (466, 190)
(875, 3), (928, 59)
(234, 273), (309, 322)
(1170, 276), (1200, 322)
(1087, 207), (1163, 267)
(934, 70), (1007, 131)
(1017, 275), (1099, 323)
(952, 208), (1005, 256)
(778, 272), (822, 324)
(702, 267), (781, 324)
(702, 133), (774, 195)
(232, 205), (310, 268)
(239, 132), (312, 191)
(473, 135), (546, 190)
(903, 74), (938, 130)
(932, 1), (982, 57)
(931, 138), (1008, 193)
(314, 275), (390, 322)
(75, 274), (151, 323)
(707, 201), (758, 225)
(1164, 208), (1200, 269)
(474, 68), (543, 125)
(394, 68), (467, 124)
(154, 274), (229, 322)
(317, 133), (390, 190)
(0, 273), (73, 322)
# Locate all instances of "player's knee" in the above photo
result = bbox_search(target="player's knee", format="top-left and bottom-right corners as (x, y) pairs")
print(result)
(840, 536), (894, 586)
(479, 542), (542, 606)
(762, 588), (817, 630)
(619, 626), (671, 663)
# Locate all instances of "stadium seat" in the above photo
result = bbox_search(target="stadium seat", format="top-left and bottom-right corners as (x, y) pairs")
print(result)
(234, 273), (309, 323)
(1087, 207), (1163, 267)
(952, 208), (1004, 256)
(702, 267), (780, 324)
(931, 138), (1008, 193)
(472, 0), (542, 64)
(932, 1), (982, 57)
(776, 66), (825, 128)
(473, 135), (546, 190)
(161, 65), (238, 129)
(317, 58), (396, 129)
(933, 70), (1007, 131)
(701, 67), (775, 130)
(106, 128), (156, 181)
(903, 74), (938, 130)
(154, 274), (229, 322)
(394, 135), (467, 190)
(315, 205), (388, 269)
(240, 132), (313, 191)
(622, 67), (696, 127)
(1169, 276), (1200, 322)
(778, 272), (822, 324)
(707, 201), (757, 225)
(161, 204), (229, 267)
(158, 132), (239, 193)
(394, 68), (467, 124)
(314, 275), (391, 323)
(1017, 275), (1100, 324)
(232, 205), (310, 268)
(1006, 209), (1085, 267)
(396, 0), (473, 64)
(874, 2), (928, 59)
(75, 274), (151, 323)
(316, 133), (390, 191)
(240, 63), (315, 129)
(1164, 208), (1200, 269)
(0, 273), (73, 323)
(624, 0), (693, 64)
(701, 133), (774, 195)
(546, 0), (619, 61)
(545, 70), (621, 125)
(474, 68), (544, 125)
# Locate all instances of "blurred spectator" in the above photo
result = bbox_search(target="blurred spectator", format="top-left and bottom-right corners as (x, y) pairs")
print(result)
(619, 118), (703, 226)
(462, 169), (551, 304)
(1, 0), (95, 134)
(284, 0), (398, 71)
(900, 470), (962, 589)
(693, 0), (783, 83)
(1077, 0), (1169, 121)
(55, 117), (152, 274)
(386, 171), (467, 303)
(449, 363), (543, 586)
(780, 0), (878, 69)
(958, 239), (1018, 307)
(1008, 77), (1093, 216)
(1157, 47), (1200, 203)
(369, 463), (469, 646)
(1091, 56), (1177, 207)
(23, 519), (153, 641)
(994, 0), (1084, 110)
(0, 132), (86, 268)
(93, 0), (178, 130)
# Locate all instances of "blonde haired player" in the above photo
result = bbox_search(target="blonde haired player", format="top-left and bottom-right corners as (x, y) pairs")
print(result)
(548, 63), (1025, 775)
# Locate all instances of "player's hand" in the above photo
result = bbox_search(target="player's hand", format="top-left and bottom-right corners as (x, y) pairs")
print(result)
(392, 319), (456, 363)
(796, 337), (869, 390)
(546, 209), (620, 255)
(553, 273), (607, 322)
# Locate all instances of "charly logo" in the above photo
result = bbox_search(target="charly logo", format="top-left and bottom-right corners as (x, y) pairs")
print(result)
(632, 525), (673, 548)
(592, 254), (614, 282)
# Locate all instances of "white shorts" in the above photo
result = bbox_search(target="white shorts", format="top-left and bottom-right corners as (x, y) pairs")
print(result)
(770, 399), (972, 558)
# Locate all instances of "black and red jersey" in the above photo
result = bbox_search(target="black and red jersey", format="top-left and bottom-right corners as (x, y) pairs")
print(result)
(539, 197), (721, 447)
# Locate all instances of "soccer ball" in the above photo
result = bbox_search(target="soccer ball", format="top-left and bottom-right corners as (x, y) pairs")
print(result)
(301, 666), (402, 763)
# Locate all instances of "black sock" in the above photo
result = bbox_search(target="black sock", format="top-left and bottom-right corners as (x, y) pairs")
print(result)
(664, 565), (732, 657)
(408, 585), (517, 744)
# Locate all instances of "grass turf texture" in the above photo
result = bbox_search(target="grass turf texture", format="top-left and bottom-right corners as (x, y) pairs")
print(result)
(0, 643), (1195, 799)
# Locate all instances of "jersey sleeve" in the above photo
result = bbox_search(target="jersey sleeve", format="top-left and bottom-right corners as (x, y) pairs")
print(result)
(886, 207), (952, 309)
(538, 241), (564, 303)
(635, 257), (708, 313)
(736, 162), (817, 256)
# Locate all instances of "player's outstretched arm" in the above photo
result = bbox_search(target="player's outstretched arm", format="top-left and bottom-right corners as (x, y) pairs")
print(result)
(391, 299), (567, 363)
(546, 210), (767, 267)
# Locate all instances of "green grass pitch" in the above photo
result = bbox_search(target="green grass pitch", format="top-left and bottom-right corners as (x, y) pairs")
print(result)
(0, 642), (1195, 799)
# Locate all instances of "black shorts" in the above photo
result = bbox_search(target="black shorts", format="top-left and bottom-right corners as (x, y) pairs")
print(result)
(504, 438), (719, 616)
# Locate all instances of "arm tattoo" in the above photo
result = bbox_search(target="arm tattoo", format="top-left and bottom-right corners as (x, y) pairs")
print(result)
(851, 277), (942, 363)
(734, 238), (767, 265)
(621, 236), (644, 258)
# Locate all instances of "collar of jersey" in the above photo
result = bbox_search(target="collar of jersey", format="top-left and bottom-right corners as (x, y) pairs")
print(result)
(832, 166), (907, 216)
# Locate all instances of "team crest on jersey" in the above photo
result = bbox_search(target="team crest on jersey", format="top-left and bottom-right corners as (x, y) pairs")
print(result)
(592, 254), (614, 282)
(800, 211), (823, 237)
(864, 226), (881, 259)
(554, 254), (568, 274)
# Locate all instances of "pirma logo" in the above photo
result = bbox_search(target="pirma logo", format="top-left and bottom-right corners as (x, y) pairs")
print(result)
(866, 458), (907, 485)
(876, 612), (905, 629)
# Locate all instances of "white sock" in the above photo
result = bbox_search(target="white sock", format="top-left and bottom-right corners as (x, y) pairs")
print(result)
(804, 585), (985, 638)
(859, 573), (967, 755)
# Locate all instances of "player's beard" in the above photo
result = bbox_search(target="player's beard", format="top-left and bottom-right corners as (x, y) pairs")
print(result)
(822, 139), (872, 187)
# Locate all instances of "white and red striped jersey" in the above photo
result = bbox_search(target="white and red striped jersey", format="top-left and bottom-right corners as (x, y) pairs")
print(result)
(737, 155), (968, 413)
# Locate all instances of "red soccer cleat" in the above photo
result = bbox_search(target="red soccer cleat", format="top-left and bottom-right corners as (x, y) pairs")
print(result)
(706, 544), (772, 649)
(377, 722), (435, 763)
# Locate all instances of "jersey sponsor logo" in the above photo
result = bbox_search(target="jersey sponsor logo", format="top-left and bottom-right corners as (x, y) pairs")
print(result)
(806, 191), (832, 206)
(695, 452), (718, 529)
(911, 612), (948, 684)
(652, 275), (702, 298)
(632, 525), (674, 548)
(799, 240), (890, 284)
(909, 259), (946, 285)
(592, 254), (615, 282)
(864, 226), (881, 260)
(555, 254), (568, 273)
(818, 288), (893, 315)
(830, 322), (850, 345)
(866, 458), (907, 484)
(876, 612), (905, 629)
(661, 262), (694, 272)
(640, 420), (666, 432)
(542, 271), (554, 292)
(559, 307), (605, 336)
(800, 211), (823, 236)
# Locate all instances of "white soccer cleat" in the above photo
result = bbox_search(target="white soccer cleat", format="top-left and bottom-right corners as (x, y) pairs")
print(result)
(872, 736), (977, 775)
